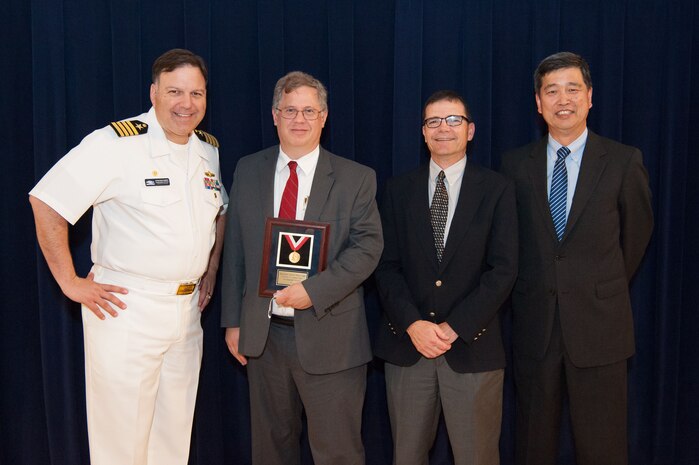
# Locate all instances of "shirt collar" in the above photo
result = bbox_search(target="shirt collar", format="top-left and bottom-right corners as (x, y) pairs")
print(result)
(276, 145), (320, 176)
(429, 155), (467, 185)
(548, 128), (588, 163)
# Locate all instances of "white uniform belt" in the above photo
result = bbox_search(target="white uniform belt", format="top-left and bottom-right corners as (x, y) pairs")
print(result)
(94, 266), (200, 296)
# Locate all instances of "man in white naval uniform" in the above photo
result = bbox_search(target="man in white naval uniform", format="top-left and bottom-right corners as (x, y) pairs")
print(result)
(29, 48), (227, 465)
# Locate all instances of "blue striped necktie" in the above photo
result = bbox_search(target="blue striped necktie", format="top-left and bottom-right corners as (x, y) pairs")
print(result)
(549, 146), (571, 241)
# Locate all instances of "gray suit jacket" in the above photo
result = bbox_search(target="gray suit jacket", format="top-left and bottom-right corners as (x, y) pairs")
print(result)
(221, 146), (383, 374)
(500, 131), (653, 367)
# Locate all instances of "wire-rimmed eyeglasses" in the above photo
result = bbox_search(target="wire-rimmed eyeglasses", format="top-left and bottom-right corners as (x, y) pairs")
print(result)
(276, 107), (324, 120)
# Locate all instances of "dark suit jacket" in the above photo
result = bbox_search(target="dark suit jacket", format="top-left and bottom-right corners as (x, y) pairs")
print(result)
(500, 131), (653, 368)
(220, 146), (383, 375)
(374, 161), (518, 373)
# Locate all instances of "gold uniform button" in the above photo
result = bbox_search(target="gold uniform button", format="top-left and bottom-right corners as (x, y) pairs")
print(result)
(435, 280), (442, 287)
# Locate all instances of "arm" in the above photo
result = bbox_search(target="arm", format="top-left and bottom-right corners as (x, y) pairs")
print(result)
(619, 149), (653, 280)
(299, 169), (384, 315)
(220, 164), (247, 364)
(29, 195), (128, 319)
(198, 212), (226, 310)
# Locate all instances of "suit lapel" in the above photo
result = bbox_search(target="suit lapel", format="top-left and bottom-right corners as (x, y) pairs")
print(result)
(303, 148), (335, 221)
(440, 162), (485, 269)
(564, 131), (607, 241)
(526, 137), (558, 242)
(406, 165), (439, 270)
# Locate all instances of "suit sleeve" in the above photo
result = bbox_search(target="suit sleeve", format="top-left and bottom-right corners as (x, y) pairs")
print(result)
(220, 161), (246, 328)
(302, 168), (384, 315)
(445, 180), (519, 344)
(373, 180), (424, 335)
(619, 149), (653, 280)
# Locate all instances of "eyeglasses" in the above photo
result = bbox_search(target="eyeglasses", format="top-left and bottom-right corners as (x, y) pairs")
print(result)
(276, 107), (324, 120)
(423, 115), (471, 128)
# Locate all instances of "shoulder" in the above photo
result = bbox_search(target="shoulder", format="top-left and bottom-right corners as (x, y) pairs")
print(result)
(322, 148), (375, 178)
(470, 160), (511, 186)
(68, 115), (148, 155)
(194, 129), (220, 148)
(588, 131), (641, 160)
(502, 138), (541, 163)
(236, 146), (277, 170)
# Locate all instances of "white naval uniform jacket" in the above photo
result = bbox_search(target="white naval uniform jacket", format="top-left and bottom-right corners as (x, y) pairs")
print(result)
(30, 107), (228, 282)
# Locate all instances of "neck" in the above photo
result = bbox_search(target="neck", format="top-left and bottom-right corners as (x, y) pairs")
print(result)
(431, 153), (465, 170)
(549, 125), (586, 147)
(281, 144), (317, 160)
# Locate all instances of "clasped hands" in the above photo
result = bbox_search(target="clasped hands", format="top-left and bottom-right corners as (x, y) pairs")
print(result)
(406, 320), (459, 359)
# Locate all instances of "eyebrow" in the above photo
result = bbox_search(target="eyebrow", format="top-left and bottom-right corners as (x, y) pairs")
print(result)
(544, 82), (582, 89)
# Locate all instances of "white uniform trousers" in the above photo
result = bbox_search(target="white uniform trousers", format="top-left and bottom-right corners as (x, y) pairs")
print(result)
(82, 267), (203, 465)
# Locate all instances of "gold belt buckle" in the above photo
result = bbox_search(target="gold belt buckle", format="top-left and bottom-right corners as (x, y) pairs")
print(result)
(176, 283), (196, 295)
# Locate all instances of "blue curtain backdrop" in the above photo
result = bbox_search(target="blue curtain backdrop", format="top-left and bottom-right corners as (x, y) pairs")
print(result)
(2, 0), (697, 464)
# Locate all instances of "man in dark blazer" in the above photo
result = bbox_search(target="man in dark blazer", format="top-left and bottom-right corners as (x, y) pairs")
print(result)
(500, 52), (653, 465)
(374, 90), (518, 465)
(220, 71), (383, 465)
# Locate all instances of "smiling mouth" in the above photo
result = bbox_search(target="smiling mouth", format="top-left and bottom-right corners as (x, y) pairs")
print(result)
(174, 112), (195, 118)
(556, 110), (574, 116)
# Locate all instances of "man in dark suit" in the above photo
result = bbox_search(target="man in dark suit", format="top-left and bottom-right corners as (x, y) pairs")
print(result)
(220, 71), (383, 465)
(374, 90), (518, 465)
(500, 52), (653, 465)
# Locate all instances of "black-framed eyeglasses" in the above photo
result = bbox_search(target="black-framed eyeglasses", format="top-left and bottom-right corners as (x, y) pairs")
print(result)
(276, 107), (324, 120)
(423, 115), (471, 128)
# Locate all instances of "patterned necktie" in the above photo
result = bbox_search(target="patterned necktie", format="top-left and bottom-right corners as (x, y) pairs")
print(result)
(430, 170), (448, 261)
(549, 146), (571, 241)
(278, 161), (298, 219)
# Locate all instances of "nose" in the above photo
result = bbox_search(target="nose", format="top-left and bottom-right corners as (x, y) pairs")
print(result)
(292, 110), (306, 122)
(180, 93), (193, 108)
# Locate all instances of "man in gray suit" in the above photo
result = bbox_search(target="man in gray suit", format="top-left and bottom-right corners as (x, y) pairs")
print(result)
(221, 71), (383, 465)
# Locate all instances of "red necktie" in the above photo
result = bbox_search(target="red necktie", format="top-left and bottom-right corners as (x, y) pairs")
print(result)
(278, 161), (298, 219)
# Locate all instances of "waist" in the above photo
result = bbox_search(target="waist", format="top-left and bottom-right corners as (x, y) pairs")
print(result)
(93, 266), (200, 296)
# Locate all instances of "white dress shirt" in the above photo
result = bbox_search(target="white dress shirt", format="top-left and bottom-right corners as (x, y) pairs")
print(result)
(271, 146), (320, 316)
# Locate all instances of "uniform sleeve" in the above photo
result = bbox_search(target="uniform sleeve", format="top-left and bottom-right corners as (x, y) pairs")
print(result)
(29, 130), (121, 225)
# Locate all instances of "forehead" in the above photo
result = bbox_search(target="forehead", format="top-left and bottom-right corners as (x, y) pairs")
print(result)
(541, 67), (586, 88)
(156, 65), (206, 87)
(279, 85), (320, 106)
(424, 99), (466, 117)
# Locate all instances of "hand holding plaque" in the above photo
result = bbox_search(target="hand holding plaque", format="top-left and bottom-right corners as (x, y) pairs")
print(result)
(258, 218), (330, 297)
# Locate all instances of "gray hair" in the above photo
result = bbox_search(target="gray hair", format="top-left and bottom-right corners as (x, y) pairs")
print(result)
(272, 71), (328, 111)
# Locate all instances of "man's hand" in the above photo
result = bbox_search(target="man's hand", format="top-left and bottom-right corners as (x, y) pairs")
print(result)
(438, 322), (459, 344)
(274, 282), (312, 309)
(225, 327), (248, 366)
(63, 272), (128, 320)
(406, 320), (452, 358)
(197, 271), (216, 311)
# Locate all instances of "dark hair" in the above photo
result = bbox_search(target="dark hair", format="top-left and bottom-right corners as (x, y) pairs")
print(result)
(152, 48), (208, 84)
(423, 90), (470, 120)
(272, 71), (328, 111)
(534, 51), (592, 94)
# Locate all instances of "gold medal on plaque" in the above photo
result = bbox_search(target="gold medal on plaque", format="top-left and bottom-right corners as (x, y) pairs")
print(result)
(289, 251), (301, 263)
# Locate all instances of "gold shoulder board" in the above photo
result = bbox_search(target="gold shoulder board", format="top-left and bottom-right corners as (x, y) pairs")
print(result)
(109, 120), (149, 137)
(194, 129), (220, 148)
